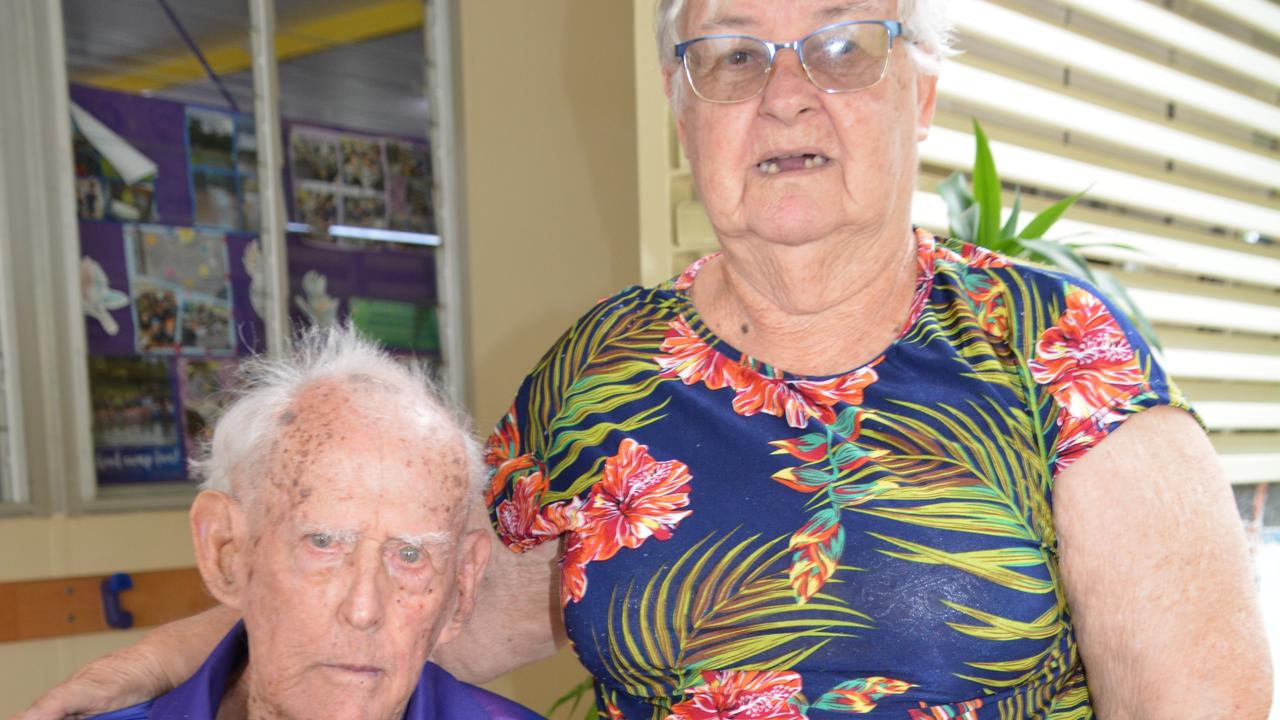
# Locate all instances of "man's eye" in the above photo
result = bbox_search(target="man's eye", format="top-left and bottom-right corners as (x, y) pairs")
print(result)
(308, 533), (334, 549)
(398, 546), (423, 564)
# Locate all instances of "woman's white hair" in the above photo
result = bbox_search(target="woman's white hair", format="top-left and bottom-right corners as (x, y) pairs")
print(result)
(656, 0), (956, 104)
(190, 324), (485, 508)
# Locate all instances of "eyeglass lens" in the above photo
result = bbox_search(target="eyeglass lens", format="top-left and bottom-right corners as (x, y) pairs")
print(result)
(684, 23), (893, 103)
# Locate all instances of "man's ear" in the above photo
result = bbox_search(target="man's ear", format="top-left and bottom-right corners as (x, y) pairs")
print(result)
(436, 528), (492, 646)
(189, 490), (248, 610)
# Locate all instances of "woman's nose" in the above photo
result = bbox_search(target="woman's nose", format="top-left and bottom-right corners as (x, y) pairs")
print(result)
(759, 48), (819, 121)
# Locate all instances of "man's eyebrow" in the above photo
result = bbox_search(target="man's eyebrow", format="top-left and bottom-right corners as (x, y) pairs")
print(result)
(296, 523), (359, 544)
(392, 531), (453, 547)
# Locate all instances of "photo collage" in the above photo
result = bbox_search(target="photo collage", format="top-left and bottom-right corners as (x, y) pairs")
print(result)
(187, 107), (260, 232)
(289, 125), (434, 239)
(125, 223), (234, 356)
(71, 85), (442, 486)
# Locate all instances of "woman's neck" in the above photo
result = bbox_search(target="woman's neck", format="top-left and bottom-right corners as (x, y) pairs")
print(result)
(689, 225), (920, 376)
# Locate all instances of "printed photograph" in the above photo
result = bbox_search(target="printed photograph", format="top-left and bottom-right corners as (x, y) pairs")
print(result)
(295, 186), (338, 232)
(76, 176), (106, 220)
(178, 298), (234, 354)
(290, 130), (339, 183)
(191, 168), (240, 230)
(129, 225), (230, 301)
(178, 358), (240, 459)
(186, 108), (235, 170)
(341, 194), (387, 229)
(339, 137), (385, 191)
(132, 281), (178, 353)
(88, 356), (179, 450)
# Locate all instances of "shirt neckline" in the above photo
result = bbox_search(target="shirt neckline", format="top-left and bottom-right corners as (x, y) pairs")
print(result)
(662, 228), (941, 383)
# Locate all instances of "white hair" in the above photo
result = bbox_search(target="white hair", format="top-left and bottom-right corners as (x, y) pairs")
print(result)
(656, 0), (957, 106)
(190, 324), (485, 510)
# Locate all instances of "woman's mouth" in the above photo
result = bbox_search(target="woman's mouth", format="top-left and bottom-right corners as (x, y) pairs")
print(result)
(756, 153), (830, 174)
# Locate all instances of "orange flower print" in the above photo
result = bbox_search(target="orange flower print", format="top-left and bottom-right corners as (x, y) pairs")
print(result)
(559, 531), (592, 606)
(657, 318), (881, 429)
(657, 315), (740, 390)
(494, 471), (582, 552)
(560, 439), (693, 605)
(484, 406), (521, 468)
(1051, 412), (1110, 474)
(673, 253), (720, 291)
(667, 670), (806, 720)
(955, 242), (1010, 269)
(582, 438), (693, 560)
(1030, 287), (1147, 424)
(731, 365), (879, 429)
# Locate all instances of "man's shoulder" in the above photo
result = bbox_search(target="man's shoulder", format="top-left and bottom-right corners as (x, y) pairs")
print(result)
(85, 702), (155, 720)
(419, 662), (546, 720)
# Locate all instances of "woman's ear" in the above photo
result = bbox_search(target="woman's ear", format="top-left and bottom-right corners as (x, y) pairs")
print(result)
(436, 528), (492, 646)
(189, 490), (248, 609)
(914, 69), (939, 143)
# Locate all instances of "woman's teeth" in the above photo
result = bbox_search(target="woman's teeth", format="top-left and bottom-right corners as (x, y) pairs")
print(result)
(757, 154), (829, 174)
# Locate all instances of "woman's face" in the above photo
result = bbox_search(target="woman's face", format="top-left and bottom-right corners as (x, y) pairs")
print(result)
(671, 0), (938, 246)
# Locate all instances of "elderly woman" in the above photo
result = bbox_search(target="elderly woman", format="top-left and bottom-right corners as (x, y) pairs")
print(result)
(22, 1), (1271, 719)
(82, 328), (540, 720)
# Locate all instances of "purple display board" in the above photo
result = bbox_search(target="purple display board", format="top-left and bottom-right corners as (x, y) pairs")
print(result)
(71, 85), (437, 486)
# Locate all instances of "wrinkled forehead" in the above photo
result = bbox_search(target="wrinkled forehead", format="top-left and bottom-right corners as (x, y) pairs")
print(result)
(260, 380), (471, 509)
(682, 0), (894, 36)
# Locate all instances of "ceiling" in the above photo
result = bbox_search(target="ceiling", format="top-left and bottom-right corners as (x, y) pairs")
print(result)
(62, 0), (430, 137)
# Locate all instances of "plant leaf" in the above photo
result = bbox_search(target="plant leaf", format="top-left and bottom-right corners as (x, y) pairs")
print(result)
(1018, 238), (1093, 280)
(954, 204), (979, 244)
(970, 120), (1003, 250)
(938, 171), (974, 233)
(1017, 190), (1085, 240)
(1000, 188), (1022, 243)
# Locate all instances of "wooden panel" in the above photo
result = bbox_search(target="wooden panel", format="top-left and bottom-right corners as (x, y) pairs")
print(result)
(0, 567), (215, 643)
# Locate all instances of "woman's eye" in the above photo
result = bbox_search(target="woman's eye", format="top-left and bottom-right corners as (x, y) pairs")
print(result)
(398, 546), (423, 564)
(308, 533), (333, 549)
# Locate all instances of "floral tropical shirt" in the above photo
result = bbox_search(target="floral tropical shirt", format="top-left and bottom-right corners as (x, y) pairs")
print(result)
(485, 230), (1189, 720)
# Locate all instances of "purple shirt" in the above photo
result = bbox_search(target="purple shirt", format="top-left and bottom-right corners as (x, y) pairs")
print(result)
(90, 622), (544, 720)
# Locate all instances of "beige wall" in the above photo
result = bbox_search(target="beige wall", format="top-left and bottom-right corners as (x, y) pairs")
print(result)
(461, 0), (640, 427)
(459, 0), (638, 712)
(0, 0), (638, 716)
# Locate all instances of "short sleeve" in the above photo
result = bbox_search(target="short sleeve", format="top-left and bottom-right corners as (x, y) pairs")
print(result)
(484, 375), (572, 552)
(1024, 278), (1197, 475)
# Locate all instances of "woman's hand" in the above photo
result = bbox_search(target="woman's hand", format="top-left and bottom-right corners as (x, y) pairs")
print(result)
(1055, 406), (1272, 719)
(12, 605), (239, 720)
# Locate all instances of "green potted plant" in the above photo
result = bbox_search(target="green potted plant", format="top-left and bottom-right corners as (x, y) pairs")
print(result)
(938, 120), (1160, 349)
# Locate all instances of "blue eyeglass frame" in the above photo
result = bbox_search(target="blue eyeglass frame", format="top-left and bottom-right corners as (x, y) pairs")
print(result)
(673, 19), (906, 102)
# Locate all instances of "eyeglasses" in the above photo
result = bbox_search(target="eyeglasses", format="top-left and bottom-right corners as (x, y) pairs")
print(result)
(674, 20), (906, 104)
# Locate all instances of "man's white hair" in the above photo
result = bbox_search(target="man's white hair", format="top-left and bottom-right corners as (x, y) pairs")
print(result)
(190, 324), (485, 508)
(656, 0), (957, 105)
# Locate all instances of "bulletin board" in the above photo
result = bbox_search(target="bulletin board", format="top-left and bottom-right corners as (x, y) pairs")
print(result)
(70, 84), (441, 487)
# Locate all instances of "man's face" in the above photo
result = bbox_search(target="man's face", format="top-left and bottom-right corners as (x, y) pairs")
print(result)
(235, 382), (479, 720)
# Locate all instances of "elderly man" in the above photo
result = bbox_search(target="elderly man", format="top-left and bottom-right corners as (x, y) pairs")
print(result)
(89, 327), (541, 720)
